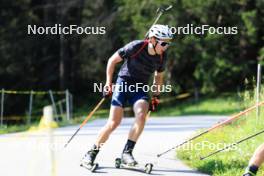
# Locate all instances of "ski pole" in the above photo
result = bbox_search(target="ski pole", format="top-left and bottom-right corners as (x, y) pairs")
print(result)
(200, 128), (264, 160)
(64, 98), (105, 148)
(157, 100), (264, 157)
(145, 5), (173, 38)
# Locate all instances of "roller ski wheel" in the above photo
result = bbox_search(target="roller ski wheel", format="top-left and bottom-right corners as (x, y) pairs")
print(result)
(144, 163), (153, 174)
(115, 158), (122, 168)
(115, 157), (153, 174)
(80, 162), (99, 172)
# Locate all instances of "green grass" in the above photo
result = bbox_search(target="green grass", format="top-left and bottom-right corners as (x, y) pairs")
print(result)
(0, 115), (95, 134)
(177, 90), (264, 176)
(0, 124), (33, 134)
(152, 93), (242, 116)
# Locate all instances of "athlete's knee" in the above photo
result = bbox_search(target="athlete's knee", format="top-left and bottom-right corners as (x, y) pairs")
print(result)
(135, 109), (147, 123)
(106, 120), (120, 131)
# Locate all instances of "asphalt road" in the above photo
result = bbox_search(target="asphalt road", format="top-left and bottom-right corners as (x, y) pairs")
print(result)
(0, 115), (226, 176)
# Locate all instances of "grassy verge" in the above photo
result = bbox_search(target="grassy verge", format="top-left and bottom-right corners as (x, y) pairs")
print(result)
(0, 115), (99, 135)
(177, 90), (264, 175)
(152, 93), (242, 116)
(0, 124), (35, 135)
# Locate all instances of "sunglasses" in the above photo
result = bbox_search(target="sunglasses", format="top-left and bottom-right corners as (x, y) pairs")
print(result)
(156, 39), (170, 47)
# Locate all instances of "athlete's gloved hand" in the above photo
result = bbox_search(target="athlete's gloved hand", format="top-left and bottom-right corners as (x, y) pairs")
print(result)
(103, 83), (112, 98)
(149, 95), (160, 112)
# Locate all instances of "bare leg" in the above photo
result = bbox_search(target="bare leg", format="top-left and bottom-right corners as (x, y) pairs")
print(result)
(81, 105), (123, 166)
(244, 143), (264, 175)
(95, 105), (123, 147)
(249, 143), (264, 166)
(128, 99), (149, 141)
(121, 99), (149, 165)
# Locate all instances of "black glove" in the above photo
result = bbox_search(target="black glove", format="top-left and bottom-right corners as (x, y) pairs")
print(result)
(149, 95), (160, 112)
(103, 84), (112, 98)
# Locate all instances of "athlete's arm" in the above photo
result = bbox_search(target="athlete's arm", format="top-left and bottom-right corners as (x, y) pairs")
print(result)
(153, 71), (164, 96)
(106, 52), (123, 86)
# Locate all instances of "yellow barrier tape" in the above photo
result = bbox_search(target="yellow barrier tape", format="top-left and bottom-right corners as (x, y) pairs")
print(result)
(0, 90), (66, 95)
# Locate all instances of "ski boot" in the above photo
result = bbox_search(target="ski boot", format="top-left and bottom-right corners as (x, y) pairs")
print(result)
(121, 149), (138, 166)
(80, 146), (99, 172)
(115, 150), (153, 174)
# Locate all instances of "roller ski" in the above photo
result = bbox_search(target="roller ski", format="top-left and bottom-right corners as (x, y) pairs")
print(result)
(80, 146), (99, 172)
(115, 150), (153, 174)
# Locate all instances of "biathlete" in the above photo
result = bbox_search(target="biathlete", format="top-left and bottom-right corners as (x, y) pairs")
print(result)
(81, 24), (173, 167)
